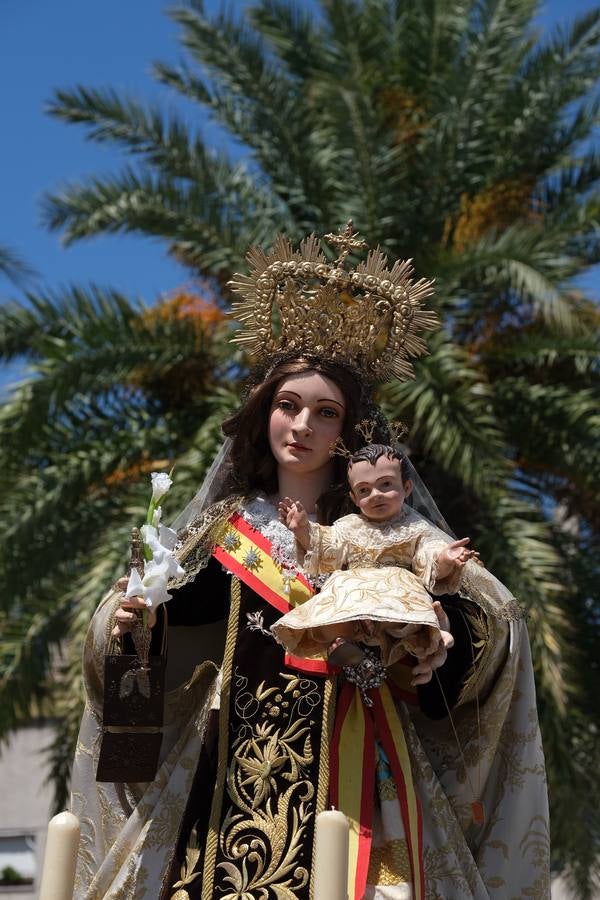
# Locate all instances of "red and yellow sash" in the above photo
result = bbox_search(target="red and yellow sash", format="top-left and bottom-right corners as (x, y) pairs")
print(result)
(212, 511), (425, 898)
(212, 511), (330, 674)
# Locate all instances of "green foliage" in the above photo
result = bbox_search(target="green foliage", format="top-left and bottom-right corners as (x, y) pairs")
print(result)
(0, 286), (236, 756)
(0, 244), (36, 287)
(1, 0), (599, 891)
(0, 866), (33, 886)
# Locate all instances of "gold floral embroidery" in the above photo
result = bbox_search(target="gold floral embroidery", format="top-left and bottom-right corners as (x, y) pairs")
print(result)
(144, 789), (186, 849)
(213, 671), (320, 899)
(378, 775), (399, 803)
(119, 855), (149, 899)
(304, 509), (523, 621)
(170, 820), (202, 897)
(514, 814), (550, 899)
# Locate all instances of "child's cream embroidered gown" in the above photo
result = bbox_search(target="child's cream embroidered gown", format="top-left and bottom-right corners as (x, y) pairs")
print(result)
(273, 506), (465, 665)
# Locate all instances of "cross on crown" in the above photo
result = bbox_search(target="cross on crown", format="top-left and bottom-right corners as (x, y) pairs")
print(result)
(324, 220), (369, 267)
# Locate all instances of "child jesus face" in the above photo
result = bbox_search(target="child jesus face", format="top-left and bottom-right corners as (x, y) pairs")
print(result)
(348, 455), (413, 522)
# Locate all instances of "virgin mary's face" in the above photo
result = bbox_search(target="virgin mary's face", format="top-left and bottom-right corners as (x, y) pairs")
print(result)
(268, 371), (346, 475)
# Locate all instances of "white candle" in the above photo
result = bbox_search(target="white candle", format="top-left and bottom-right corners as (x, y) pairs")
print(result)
(38, 811), (80, 900)
(313, 808), (349, 900)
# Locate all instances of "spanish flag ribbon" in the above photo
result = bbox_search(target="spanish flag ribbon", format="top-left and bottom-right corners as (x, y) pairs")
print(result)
(330, 681), (426, 900)
(212, 512), (331, 675)
(330, 683), (376, 897)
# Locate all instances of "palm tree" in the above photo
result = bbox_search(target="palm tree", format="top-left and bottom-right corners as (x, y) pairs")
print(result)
(1, 0), (599, 891)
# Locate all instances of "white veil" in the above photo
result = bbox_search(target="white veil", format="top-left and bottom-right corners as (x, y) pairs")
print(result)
(170, 437), (233, 532)
(403, 456), (456, 538)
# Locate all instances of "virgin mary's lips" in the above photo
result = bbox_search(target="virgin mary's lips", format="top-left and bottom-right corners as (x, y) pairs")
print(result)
(287, 442), (311, 451)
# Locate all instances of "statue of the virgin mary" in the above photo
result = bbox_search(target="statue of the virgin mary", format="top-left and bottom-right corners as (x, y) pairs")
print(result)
(70, 224), (549, 899)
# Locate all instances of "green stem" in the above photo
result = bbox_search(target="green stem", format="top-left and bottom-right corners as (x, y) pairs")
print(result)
(143, 499), (156, 561)
(146, 500), (156, 525)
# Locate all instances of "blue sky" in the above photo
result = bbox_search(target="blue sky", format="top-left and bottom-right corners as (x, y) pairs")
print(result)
(0, 0), (598, 389)
(1, 0), (225, 301)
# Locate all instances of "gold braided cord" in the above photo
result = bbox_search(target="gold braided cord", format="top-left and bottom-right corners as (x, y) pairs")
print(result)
(200, 576), (241, 900)
(310, 675), (336, 899)
(229, 223), (438, 383)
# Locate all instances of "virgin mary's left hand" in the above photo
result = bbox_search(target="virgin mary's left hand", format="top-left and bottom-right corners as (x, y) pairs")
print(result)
(410, 601), (454, 686)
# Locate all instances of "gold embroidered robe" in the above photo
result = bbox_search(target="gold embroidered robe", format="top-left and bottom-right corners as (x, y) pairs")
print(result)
(69, 498), (549, 899)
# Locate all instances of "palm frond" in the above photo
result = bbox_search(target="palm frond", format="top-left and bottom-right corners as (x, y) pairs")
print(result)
(249, 0), (329, 77)
(0, 244), (37, 287)
(484, 326), (600, 378)
(441, 224), (591, 333)
(381, 333), (508, 495)
(47, 86), (232, 184)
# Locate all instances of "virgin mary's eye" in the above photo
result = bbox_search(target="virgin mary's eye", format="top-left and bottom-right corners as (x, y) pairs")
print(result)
(320, 407), (339, 418)
(276, 398), (295, 411)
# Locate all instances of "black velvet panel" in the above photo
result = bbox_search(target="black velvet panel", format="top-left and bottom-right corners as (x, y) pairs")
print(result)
(167, 556), (231, 626)
(163, 580), (330, 900)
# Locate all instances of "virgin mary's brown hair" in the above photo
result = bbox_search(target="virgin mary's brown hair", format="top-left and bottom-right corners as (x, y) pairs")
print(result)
(221, 358), (382, 523)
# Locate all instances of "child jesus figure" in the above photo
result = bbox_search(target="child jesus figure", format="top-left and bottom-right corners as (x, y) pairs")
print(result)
(272, 444), (478, 667)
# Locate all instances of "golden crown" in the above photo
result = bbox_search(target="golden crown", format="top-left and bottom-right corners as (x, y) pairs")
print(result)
(229, 221), (438, 382)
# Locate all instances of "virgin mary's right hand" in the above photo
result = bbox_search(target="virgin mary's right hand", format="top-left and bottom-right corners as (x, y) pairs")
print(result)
(112, 576), (157, 637)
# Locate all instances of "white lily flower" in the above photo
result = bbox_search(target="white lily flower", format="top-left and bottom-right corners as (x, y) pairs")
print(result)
(141, 558), (173, 608)
(162, 553), (184, 581)
(123, 470), (183, 610)
(141, 523), (184, 579)
(151, 472), (173, 502)
(125, 568), (144, 599)
(141, 523), (159, 547)
(125, 558), (182, 609)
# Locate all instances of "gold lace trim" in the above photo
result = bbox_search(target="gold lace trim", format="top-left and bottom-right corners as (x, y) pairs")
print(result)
(200, 575), (241, 898)
(171, 495), (244, 588)
(459, 565), (524, 622)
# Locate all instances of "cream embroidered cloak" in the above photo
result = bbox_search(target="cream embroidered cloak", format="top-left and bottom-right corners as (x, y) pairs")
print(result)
(69, 498), (550, 899)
